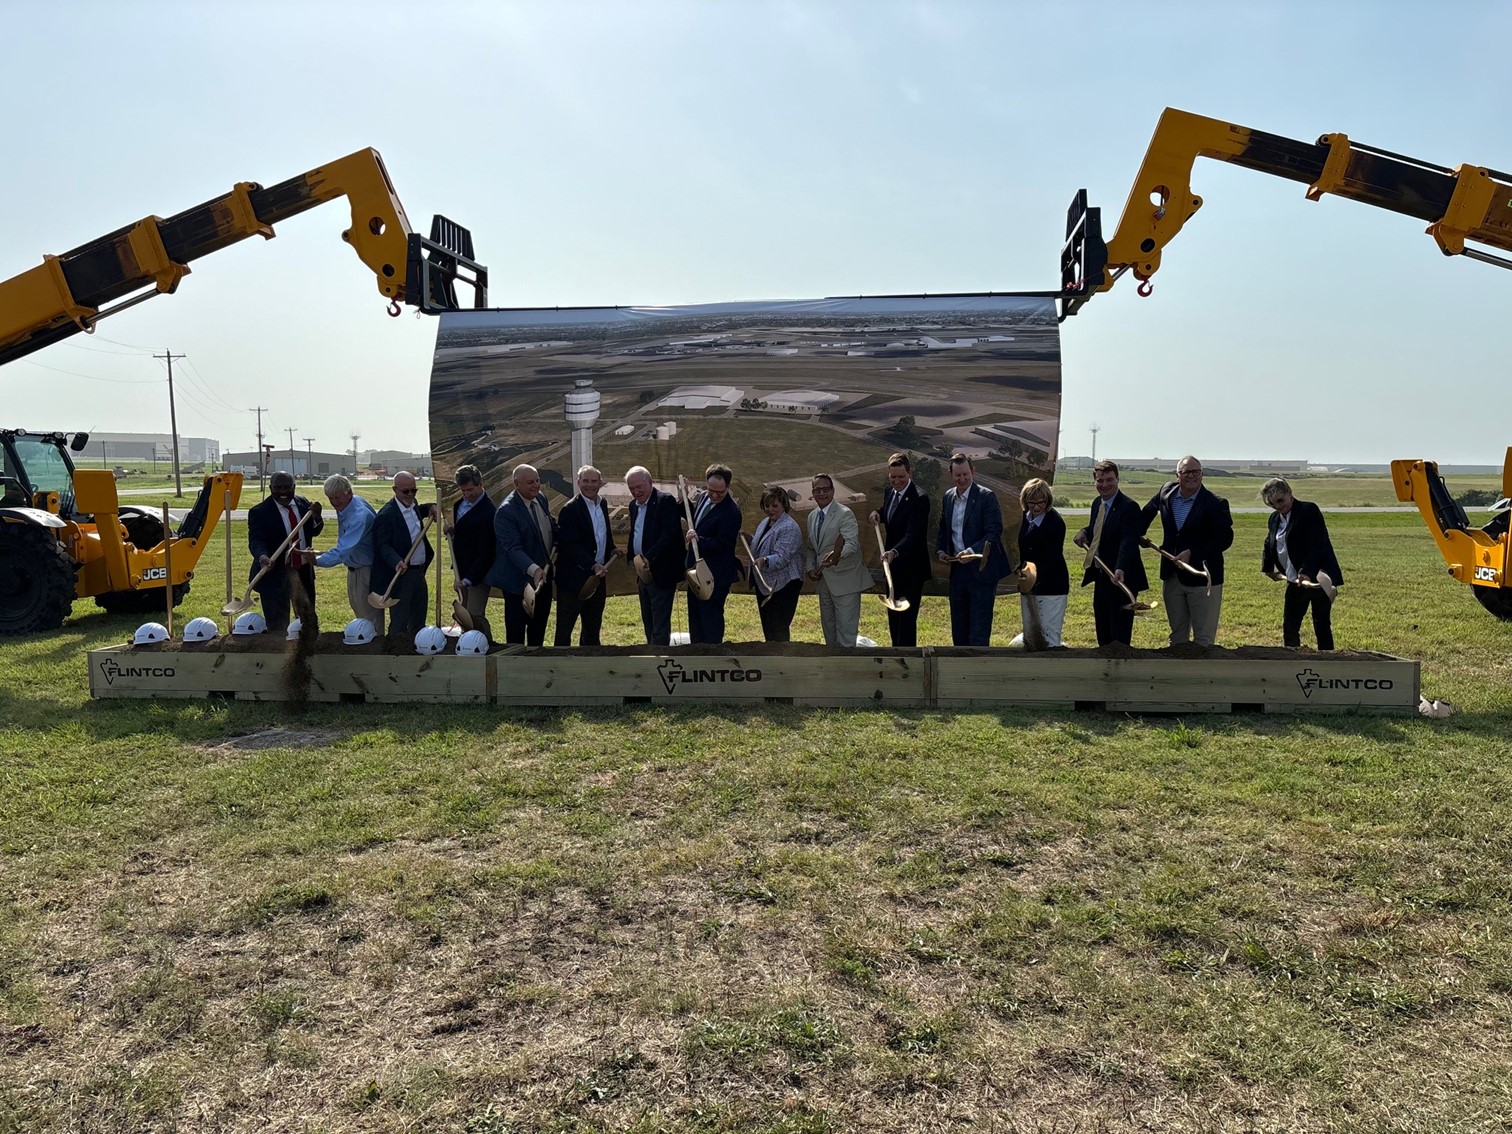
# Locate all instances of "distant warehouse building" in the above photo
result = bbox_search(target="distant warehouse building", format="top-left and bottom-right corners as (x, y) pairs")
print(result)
(658, 385), (742, 410)
(75, 432), (219, 466)
(763, 390), (840, 414)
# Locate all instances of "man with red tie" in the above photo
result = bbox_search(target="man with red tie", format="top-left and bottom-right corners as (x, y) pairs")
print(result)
(246, 470), (324, 631)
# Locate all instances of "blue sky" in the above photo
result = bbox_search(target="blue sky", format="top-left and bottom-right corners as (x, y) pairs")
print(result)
(4, 1), (1509, 465)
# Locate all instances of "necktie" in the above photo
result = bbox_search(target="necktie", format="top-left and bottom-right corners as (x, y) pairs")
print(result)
(886, 491), (898, 523)
(284, 504), (301, 559)
(532, 498), (552, 554)
(1084, 496), (1108, 570)
(696, 496), (710, 524)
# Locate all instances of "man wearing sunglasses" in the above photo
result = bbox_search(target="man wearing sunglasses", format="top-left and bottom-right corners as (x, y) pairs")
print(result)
(370, 470), (437, 636)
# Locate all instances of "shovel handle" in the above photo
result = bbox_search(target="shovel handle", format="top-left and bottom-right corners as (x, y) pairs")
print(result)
(1092, 553), (1138, 605)
(376, 513), (436, 604)
(234, 508), (318, 603)
(741, 532), (773, 595)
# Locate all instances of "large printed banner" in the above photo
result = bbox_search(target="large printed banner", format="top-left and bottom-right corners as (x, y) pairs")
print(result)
(429, 295), (1061, 595)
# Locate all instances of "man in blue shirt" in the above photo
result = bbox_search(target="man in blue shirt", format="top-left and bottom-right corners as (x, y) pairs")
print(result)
(315, 474), (383, 634)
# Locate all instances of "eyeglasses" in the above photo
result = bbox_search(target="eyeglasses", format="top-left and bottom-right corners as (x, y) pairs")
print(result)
(397, 488), (417, 496)
(1178, 469), (1203, 478)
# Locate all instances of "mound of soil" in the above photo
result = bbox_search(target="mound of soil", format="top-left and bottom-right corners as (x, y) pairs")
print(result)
(123, 637), (1377, 661)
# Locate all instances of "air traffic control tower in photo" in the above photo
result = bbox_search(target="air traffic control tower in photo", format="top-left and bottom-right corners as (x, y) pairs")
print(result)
(564, 378), (601, 474)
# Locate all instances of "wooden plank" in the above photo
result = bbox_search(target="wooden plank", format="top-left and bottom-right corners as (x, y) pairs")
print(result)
(90, 647), (285, 700)
(309, 654), (489, 703)
(933, 653), (1418, 714)
(494, 652), (928, 707)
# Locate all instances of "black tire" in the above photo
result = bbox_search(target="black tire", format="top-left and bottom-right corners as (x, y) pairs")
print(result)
(94, 580), (190, 615)
(0, 524), (76, 635)
(1472, 585), (1512, 621)
(120, 512), (167, 549)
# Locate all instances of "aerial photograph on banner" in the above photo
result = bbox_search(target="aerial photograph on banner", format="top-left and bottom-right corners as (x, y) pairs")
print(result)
(429, 295), (1062, 594)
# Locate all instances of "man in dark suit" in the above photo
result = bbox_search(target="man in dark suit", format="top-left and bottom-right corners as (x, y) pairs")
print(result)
(485, 463), (556, 646)
(869, 452), (931, 647)
(247, 470), (324, 631)
(1262, 477), (1343, 650)
(445, 463), (495, 641)
(934, 453), (1013, 646)
(1073, 460), (1149, 647)
(624, 464), (683, 646)
(369, 470), (435, 635)
(684, 463), (742, 644)
(554, 464), (618, 647)
(1138, 455), (1234, 646)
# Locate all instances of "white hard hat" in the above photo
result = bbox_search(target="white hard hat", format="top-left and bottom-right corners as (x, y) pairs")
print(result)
(455, 629), (489, 656)
(182, 616), (218, 642)
(343, 617), (377, 646)
(414, 625), (447, 655)
(286, 618), (303, 641)
(133, 621), (169, 646)
(232, 611), (267, 636)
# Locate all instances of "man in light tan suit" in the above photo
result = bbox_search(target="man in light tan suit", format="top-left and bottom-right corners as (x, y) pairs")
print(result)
(804, 473), (874, 647)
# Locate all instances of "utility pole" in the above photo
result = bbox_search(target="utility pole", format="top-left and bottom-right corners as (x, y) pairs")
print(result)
(1090, 422), (1101, 465)
(250, 406), (267, 495)
(155, 349), (186, 497)
(286, 427), (297, 479)
(304, 438), (314, 484)
(350, 431), (361, 477)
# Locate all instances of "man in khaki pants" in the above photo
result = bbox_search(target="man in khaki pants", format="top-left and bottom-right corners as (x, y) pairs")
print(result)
(804, 473), (874, 647)
(1138, 455), (1233, 646)
(314, 474), (384, 634)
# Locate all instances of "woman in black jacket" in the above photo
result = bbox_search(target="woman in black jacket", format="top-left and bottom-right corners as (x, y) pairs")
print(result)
(1017, 478), (1069, 647)
(1261, 477), (1343, 650)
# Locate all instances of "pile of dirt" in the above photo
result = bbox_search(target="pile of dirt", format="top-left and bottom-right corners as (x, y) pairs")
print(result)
(123, 637), (1373, 661)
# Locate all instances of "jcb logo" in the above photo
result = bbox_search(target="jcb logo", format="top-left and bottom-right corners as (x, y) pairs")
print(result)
(1474, 566), (1498, 582)
(142, 567), (168, 581)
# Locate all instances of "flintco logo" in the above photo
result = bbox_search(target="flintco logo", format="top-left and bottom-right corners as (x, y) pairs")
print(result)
(98, 658), (177, 686)
(657, 658), (763, 695)
(1295, 668), (1393, 699)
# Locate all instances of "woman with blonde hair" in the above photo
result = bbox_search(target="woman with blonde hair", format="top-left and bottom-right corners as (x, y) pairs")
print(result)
(1016, 478), (1069, 647)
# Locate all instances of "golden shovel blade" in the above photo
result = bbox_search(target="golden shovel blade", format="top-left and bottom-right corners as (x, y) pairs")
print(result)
(368, 592), (400, 610)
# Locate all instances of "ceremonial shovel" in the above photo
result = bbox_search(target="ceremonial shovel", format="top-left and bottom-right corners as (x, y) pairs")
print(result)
(678, 475), (716, 600)
(223, 488), (234, 631)
(579, 548), (621, 601)
(871, 519), (909, 612)
(1139, 537), (1212, 596)
(369, 513), (436, 610)
(1275, 571), (1338, 602)
(443, 532), (473, 632)
(1092, 554), (1159, 613)
(223, 509), (317, 617)
(740, 533), (774, 608)
(1016, 561), (1048, 651)
(162, 502), (174, 639)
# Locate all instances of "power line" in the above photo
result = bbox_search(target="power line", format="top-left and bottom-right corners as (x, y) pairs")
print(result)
(155, 350), (187, 499)
(15, 357), (159, 383)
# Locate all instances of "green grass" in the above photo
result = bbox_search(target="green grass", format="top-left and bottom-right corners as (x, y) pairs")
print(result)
(2, 512), (1511, 1131)
(1051, 466), (1505, 509)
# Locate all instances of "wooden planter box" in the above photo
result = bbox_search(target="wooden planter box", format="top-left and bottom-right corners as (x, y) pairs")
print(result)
(87, 644), (1418, 714)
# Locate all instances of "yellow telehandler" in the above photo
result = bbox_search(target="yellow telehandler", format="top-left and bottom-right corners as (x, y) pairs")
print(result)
(1061, 107), (1512, 618)
(0, 149), (487, 634)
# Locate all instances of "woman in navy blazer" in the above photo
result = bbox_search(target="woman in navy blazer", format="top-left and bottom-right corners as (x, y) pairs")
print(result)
(1016, 478), (1068, 647)
(1261, 477), (1343, 650)
(684, 463), (743, 643)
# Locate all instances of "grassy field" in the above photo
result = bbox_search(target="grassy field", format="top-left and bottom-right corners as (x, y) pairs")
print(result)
(1050, 467), (1505, 510)
(3, 513), (1511, 1132)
